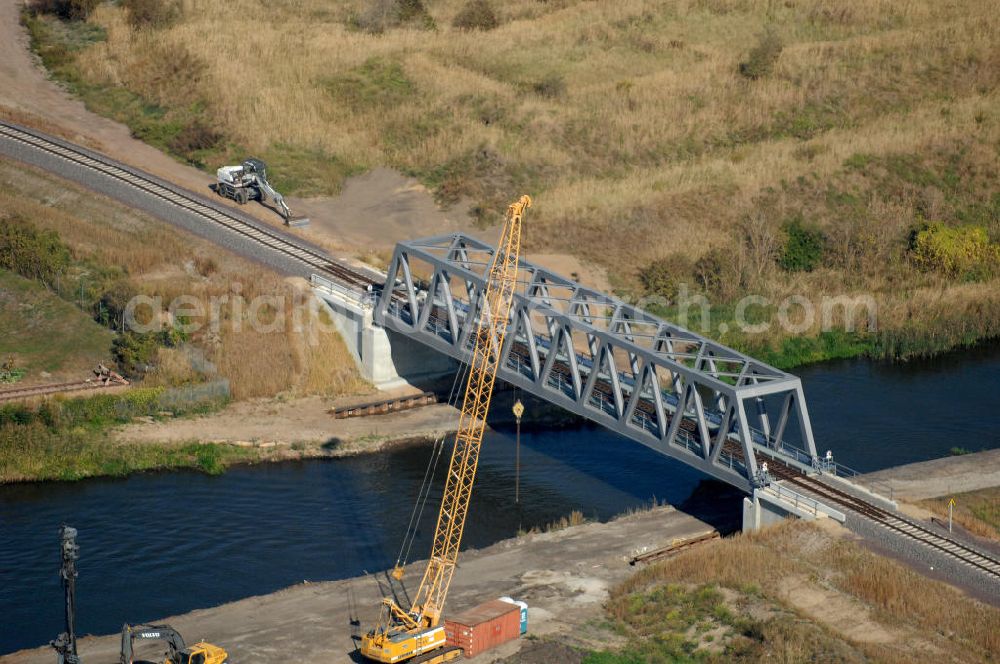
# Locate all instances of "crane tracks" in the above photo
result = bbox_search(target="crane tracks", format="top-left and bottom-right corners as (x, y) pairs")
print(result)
(0, 122), (378, 291)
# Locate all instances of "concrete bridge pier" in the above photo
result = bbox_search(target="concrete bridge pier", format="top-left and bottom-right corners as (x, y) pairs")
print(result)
(311, 276), (456, 390)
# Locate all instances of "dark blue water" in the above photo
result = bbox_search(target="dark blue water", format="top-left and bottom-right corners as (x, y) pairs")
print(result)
(2, 340), (999, 654)
(799, 340), (1000, 471)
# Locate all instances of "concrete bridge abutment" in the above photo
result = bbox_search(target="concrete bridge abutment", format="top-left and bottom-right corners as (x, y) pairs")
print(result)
(742, 481), (847, 532)
(311, 276), (455, 390)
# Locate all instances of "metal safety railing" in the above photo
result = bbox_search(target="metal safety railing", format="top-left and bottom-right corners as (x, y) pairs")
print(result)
(311, 273), (373, 306)
(818, 459), (895, 501)
(760, 482), (845, 522)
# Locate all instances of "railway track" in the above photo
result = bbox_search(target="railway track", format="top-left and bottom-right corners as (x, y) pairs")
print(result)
(766, 460), (1000, 582)
(0, 379), (126, 403)
(0, 122), (378, 291)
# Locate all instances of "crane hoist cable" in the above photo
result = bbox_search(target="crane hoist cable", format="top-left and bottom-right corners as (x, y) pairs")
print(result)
(393, 358), (474, 578)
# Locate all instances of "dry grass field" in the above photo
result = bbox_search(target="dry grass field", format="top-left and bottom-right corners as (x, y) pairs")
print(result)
(920, 486), (1000, 542)
(583, 520), (999, 662)
(22, 0), (1000, 365)
(0, 159), (366, 399)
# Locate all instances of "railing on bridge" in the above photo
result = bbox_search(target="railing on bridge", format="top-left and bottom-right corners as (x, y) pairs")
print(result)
(311, 273), (376, 307)
(760, 482), (846, 522)
(376, 233), (821, 492)
(817, 459), (895, 501)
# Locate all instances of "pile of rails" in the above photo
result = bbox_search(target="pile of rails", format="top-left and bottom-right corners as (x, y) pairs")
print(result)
(330, 392), (437, 419)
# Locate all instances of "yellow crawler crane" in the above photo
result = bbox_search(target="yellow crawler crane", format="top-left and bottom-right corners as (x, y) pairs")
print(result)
(360, 195), (531, 664)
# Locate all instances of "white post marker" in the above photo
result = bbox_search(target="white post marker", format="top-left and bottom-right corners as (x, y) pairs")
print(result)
(948, 497), (955, 533)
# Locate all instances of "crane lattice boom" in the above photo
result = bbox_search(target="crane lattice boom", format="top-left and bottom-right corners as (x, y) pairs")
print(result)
(360, 195), (530, 664)
(410, 195), (529, 627)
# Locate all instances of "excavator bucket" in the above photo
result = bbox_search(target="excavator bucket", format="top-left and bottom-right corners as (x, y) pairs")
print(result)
(286, 215), (310, 228)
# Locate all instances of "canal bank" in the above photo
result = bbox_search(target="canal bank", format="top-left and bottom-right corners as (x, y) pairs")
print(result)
(2, 504), (720, 664)
(4, 447), (998, 664)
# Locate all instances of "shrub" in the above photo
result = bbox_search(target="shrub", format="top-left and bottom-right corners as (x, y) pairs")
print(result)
(452, 0), (499, 31)
(640, 255), (691, 301)
(778, 218), (826, 272)
(694, 248), (726, 295)
(30, 0), (99, 20)
(112, 332), (161, 378)
(909, 223), (999, 279)
(354, 0), (434, 33)
(123, 0), (178, 28)
(532, 73), (567, 99)
(0, 217), (72, 287)
(168, 121), (222, 156)
(739, 26), (782, 79)
(96, 279), (139, 331)
(0, 357), (25, 385)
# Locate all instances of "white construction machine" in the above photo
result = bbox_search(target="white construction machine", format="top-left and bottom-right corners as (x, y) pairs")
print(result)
(215, 158), (309, 227)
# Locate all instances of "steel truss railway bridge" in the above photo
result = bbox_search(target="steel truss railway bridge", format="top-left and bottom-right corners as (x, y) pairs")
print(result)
(375, 233), (822, 496)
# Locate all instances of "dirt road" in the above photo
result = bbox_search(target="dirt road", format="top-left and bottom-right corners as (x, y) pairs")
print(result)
(863, 449), (1000, 501)
(116, 394), (463, 456)
(0, 1), (608, 290)
(1, 506), (719, 664)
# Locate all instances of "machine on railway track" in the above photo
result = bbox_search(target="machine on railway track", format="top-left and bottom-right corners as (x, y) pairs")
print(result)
(215, 158), (309, 227)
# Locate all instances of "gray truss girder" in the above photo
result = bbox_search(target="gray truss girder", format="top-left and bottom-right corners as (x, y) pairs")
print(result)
(375, 233), (821, 491)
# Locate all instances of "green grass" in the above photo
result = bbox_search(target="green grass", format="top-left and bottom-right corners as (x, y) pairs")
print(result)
(0, 421), (258, 482)
(257, 143), (362, 197)
(324, 57), (416, 111)
(0, 269), (113, 378)
(0, 385), (233, 482)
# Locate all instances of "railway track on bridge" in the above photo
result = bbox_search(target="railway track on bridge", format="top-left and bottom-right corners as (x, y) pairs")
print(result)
(765, 462), (1000, 582)
(0, 122), (378, 291)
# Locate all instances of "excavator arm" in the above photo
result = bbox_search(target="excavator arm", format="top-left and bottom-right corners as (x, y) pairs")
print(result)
(120, 624), (186, 664)
(253, 177), (292, 220)
(241, 158), (291, 220)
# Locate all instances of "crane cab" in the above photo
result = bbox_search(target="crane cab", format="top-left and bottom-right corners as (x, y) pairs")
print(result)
(175, 643), (229, 664)
(360, 626), (458, 664)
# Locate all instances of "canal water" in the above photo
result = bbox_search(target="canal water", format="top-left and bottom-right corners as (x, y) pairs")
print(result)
(2, 341), (999, 654)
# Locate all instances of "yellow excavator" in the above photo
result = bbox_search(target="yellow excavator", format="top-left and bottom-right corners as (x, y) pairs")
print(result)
(119, 624), (228, 664)
(360, 195), (531, 664)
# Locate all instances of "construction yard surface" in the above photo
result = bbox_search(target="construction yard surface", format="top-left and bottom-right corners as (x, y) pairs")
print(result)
(1, 505), (720, 663)
(4, 492), (999, 663)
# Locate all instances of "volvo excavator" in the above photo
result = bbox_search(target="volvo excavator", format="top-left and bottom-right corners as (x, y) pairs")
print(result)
(46, 527), (228, 664)
(360, 195), (531, 664)
(119, 624), (228, 664)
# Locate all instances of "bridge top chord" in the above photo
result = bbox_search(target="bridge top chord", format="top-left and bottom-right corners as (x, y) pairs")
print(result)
(392, 233), (797, 398)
